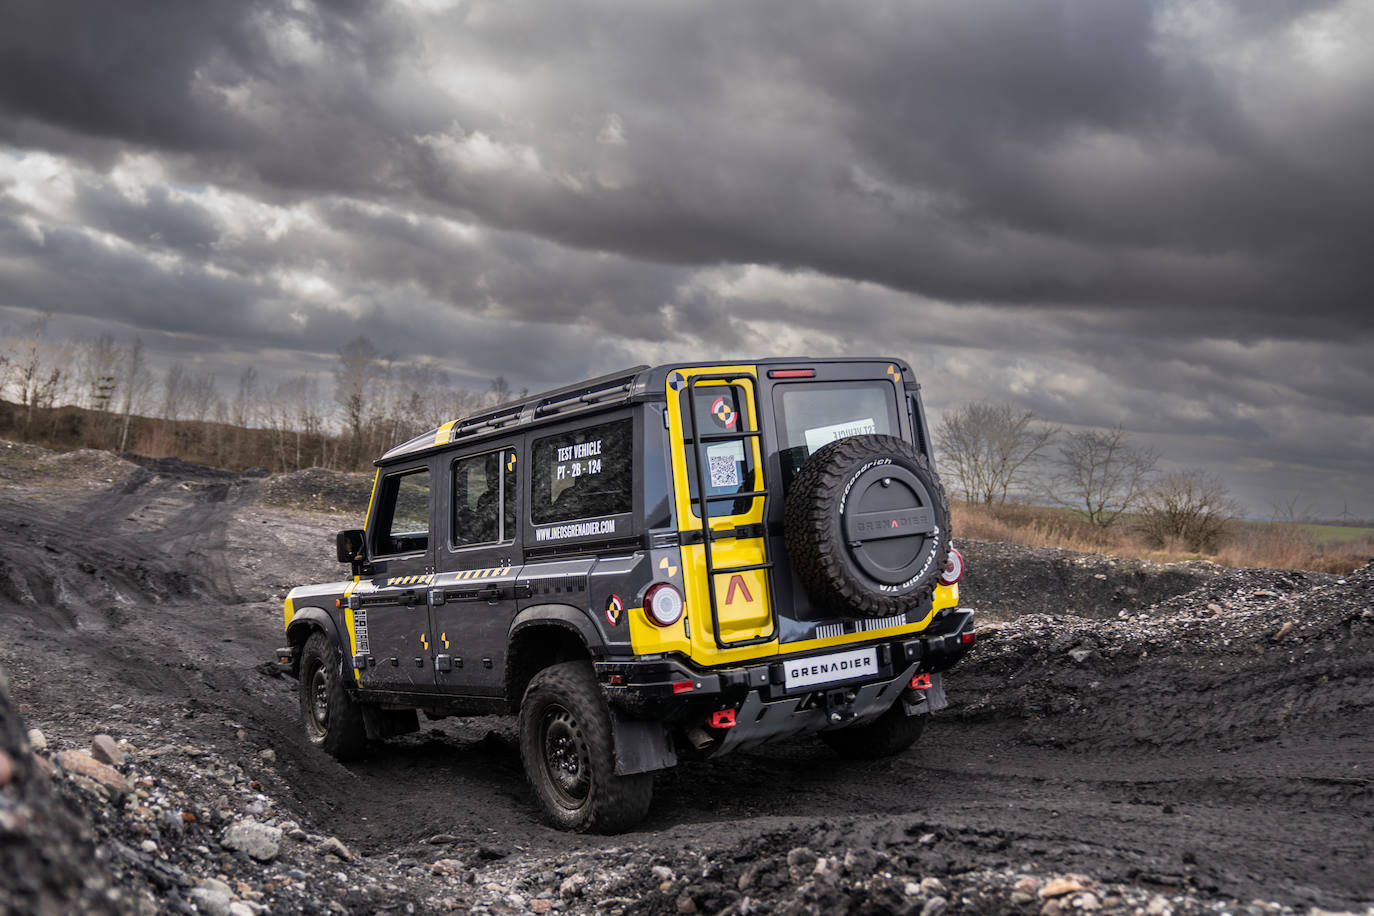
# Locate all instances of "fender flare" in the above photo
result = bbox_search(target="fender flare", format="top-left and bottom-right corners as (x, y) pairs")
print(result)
(508, 603), (607, 655)
(286, 606), (348, 657)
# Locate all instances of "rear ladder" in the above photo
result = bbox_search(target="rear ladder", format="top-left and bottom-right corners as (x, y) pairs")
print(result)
(682, 372), (777, 649)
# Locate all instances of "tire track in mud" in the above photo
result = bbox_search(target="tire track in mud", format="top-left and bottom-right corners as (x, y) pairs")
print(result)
(1, 460), (1370, 912)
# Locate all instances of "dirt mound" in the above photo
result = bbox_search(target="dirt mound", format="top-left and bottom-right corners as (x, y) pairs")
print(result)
(956, 562), (1374, 754)
(0, 667), (118, 915)
(36, 449), (144, 488)
(2, 451), (1371, 914)
(956, 538), (1334, 619)
(259, 467), (373, 515)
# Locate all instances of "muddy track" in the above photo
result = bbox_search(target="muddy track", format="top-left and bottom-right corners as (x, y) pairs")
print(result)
(1, 456), (1370, 913)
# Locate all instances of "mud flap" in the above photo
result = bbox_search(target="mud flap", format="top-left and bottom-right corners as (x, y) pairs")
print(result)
(901, 671), (948, 716)
(608, 708), (678, 775)
(360, 706), (420, 740)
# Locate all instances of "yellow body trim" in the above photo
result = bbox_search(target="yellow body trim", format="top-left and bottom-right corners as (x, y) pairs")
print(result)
(343, 577), (362, 684)
(659, 364), (779, 664)
(435, 420), (458, 446)
(637, 362), (959, 665)
(283, 595), (296, 631)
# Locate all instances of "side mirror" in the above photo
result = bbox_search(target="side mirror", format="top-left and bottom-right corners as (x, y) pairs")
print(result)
(336, 529), (366, 564)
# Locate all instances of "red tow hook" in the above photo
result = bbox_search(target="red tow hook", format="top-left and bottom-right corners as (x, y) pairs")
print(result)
(708, 709), (737, 729)
(910, 673), (932, 690)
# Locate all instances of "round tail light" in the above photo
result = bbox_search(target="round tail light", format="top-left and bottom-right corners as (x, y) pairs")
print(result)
(939, 547), (964, 586)
(644, 583), (685, 627)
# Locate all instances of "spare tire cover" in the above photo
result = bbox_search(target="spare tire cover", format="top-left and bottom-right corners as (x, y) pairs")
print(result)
(784, 434), (951, 619)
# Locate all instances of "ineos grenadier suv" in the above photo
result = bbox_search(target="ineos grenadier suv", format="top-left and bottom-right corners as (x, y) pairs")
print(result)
(276, 359), (974, 832)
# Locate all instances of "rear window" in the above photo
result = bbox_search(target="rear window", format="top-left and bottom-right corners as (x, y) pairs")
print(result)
(773, 382), (900, 492)
(678, 383), (759, 519)
(531, 418), (633, 525)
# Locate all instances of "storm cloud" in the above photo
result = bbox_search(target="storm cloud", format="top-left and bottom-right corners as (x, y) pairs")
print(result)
(1, 0), (1371, 516)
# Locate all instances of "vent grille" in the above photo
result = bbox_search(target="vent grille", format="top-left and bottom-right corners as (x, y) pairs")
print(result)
(861, 614), (907, 631)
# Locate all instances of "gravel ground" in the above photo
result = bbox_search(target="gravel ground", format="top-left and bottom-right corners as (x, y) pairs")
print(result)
(1, 443), (1370, 915)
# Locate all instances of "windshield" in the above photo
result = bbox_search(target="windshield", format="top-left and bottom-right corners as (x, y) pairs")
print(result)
(773, 382), (901, 493)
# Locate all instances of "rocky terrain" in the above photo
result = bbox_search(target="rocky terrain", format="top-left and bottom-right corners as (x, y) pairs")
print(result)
(0, 441), (1370, 915)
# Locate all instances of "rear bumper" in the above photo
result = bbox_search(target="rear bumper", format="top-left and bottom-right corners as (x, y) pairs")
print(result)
(596, 607), (975, 753)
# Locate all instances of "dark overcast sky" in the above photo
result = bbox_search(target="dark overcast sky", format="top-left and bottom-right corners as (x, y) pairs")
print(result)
(1, 0), (1372, 518)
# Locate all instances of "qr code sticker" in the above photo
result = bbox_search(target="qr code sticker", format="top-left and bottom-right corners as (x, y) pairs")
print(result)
(708, 454), (739, 488)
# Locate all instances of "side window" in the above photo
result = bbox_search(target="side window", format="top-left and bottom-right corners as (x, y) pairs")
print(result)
(531, 418), (633, 525)
(372, 468), (431, 556)
(452, 448), (517, 547)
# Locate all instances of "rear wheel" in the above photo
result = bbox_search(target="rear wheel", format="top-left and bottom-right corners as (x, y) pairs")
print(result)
(299, 631), (367, 760)
(518, 661), (652, 833)
(820, 702), (926, 760)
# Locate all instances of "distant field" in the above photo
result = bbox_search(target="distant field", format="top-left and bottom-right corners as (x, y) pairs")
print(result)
(1293, 523), (1374, 545)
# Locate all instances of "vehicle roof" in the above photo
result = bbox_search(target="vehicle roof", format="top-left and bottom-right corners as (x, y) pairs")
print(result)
(377, 356), (915, 465)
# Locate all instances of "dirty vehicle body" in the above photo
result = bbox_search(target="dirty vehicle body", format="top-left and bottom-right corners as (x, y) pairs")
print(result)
(277, 359), (975, 831)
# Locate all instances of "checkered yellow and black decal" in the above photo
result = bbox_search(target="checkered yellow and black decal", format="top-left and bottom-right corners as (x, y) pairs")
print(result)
(385, 574), (435, 587)
(451, 567), (513, 580)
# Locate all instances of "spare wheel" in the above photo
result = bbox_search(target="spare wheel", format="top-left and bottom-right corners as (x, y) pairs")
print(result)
(784, 434), (950, 619)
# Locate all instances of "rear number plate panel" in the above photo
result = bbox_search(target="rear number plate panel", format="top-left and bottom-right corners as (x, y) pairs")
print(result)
(783, 647), (879, 690)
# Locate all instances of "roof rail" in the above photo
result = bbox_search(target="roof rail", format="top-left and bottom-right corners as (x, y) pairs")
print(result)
(435, 365), (648, 448)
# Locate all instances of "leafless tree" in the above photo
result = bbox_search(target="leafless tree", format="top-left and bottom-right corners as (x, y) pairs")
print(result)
(935, 402), (1057, 505)
(78, 333), (122, 412)
(1137, 469), (1237, 552)
(161, 363), (190, 421)
(10, 316), (72, 434)
(334, 336), (389, 469)
(1048, 425), (1158, 527)
(118, 338), (154, 452)
(185, 370), (219, 424)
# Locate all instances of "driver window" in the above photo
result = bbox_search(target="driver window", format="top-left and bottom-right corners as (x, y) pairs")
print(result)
(372, 468), (431, 556)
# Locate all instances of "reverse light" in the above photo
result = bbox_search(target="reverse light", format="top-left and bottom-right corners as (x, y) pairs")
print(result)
(644, 582), (685, 627)
(939, 547), (964, 586)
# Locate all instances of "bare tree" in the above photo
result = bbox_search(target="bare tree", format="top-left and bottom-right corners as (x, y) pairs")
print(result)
(161, 362), (190, 421)
(10, 316), (71, 435)
(1049, 426), (1158, 527)
(333, 336), (387, 468)
(118, 338), (154, 452)
(78, 333), (122, 412)
(935, 402), (1057, 505)
(1137, 469), (1237, 552)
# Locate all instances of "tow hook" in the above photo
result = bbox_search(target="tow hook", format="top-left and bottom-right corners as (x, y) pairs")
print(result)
(825, 688), (858, 724)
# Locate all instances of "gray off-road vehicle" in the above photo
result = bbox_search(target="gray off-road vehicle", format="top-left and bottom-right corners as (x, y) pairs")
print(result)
(276, 358), (974, 832)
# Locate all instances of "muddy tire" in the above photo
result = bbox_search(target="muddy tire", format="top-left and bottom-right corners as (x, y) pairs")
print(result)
(785, 434), (950, 618)
(518, 661), (653, 833)
(820, 703), (926, 759)
(299, 631), (367, 760)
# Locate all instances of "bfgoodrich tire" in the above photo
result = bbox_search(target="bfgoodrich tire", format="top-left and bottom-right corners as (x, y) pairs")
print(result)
(784, 434), (951, 618)
(820, 702), (927, 760)
(518, 661), (653, 833)
(299, 631), (367, 760)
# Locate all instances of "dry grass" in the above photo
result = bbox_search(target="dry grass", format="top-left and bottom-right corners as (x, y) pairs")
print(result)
(951, 501), (1373, 574)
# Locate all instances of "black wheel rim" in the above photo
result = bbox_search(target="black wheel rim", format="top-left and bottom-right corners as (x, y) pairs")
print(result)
(540, 704), (590, 808)
(309, 666), (329, 735)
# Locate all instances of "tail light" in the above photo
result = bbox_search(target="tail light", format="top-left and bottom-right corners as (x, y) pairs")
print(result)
(939, 547), (964, 586)
(644, 583), (685, 627)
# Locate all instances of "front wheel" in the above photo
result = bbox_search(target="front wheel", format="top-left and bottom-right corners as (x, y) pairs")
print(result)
(819, 702), (926, 760)
(518, 661), (653, 833)
(299, 631), (367, 760)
